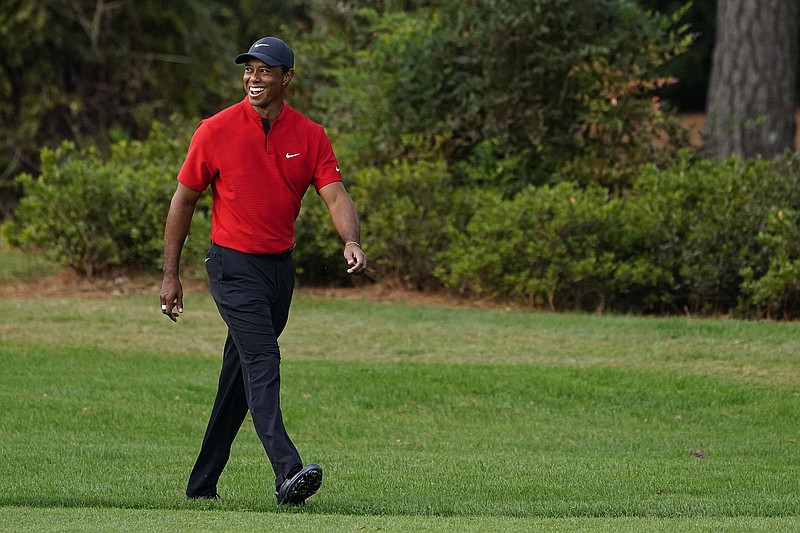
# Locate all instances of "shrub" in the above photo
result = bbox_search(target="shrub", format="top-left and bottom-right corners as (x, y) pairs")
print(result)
(735, 153), (800, 318)
(739, 208), (800, 319)
(294, 147), (459, 289)
(438, 183), (621, 310)
(1, 116), (208, 276)
(314, 0), (692, 194)
(669, 153), (800, 313)
(292, 188), (353, 286)
(355, 155), (459, 289)
(612, 163), (690, 312)
(436, 151), (800, 316)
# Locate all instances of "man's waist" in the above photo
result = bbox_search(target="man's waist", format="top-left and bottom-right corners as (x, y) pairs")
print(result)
(211, 241), (295, 259)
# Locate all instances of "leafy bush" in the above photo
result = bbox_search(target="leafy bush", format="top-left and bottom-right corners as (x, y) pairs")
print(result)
(292, 188), (352, 286)
(736, 153), (800, 318)
(632, 153), (800, 314)
(294, 144), (460, 289)
(1, 116), (208, 276)
(611, 163), (690, 312)
(437, 151), (800, 316)
(739, 208), (800, 319)
(313, 0), (691, 194)
(354, 154), (459, 289)
(438, 182), (621, 310)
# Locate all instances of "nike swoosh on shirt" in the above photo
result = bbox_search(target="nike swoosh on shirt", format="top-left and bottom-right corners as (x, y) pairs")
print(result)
(286, 153), (300, 158)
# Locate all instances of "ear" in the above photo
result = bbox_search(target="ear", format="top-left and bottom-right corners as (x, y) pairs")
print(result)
(283, 69), (294, 87)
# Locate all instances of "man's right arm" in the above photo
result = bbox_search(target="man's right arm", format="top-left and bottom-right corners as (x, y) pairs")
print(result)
(160, 183), (203, 322)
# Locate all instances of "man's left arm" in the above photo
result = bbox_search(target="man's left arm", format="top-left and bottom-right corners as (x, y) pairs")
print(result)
(318, 182), (367, 274)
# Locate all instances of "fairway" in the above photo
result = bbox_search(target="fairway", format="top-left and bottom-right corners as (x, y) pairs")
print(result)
(1, 289), (798, 532)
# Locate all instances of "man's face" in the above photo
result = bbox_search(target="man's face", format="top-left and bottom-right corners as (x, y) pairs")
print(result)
(242, 59), (292, 111)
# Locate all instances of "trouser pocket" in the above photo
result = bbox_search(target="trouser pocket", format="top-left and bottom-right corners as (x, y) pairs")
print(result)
(205, 245), (223, 282)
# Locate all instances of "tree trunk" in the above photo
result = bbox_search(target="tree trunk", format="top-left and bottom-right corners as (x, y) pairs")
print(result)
(705, 0), (798, 159)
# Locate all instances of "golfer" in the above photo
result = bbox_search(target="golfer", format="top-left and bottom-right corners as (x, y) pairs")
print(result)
(159, 36), (366, 505)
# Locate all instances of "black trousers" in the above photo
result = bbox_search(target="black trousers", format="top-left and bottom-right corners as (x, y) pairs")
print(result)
(186, 243), (302, 497)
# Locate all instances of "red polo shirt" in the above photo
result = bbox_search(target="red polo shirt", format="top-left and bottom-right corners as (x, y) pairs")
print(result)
(177, 98), (342, 254)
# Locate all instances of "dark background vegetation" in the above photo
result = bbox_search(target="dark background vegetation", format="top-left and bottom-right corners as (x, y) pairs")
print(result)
(3, 0), (800, 318)
(0, 0), (712, 194)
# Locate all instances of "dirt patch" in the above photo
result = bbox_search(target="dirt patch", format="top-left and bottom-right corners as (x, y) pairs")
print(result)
(0, 267), (508, 311)
(299, 284), (513, 311)
(0, 269), (183, 300)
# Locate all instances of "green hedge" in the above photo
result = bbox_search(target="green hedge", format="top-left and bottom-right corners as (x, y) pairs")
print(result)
(432, 151), (800, 317)
(740, 206), (800, 319)
(6, 117), (800, 319)
(1, 116), (211, 276)
(293, 152), (464, 289)
(436, 183), (619, 310)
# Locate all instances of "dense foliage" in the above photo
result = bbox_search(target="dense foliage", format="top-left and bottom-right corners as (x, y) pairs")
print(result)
(0, 0), (312, 213)
(435, 151), (800, 317)
(1, 116), (211, 276)
(308, 0), (691, 193)
(4, 1), (800, 318)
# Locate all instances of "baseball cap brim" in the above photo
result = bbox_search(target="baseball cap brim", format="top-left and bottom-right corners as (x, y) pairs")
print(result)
(234, 52), (287, 67)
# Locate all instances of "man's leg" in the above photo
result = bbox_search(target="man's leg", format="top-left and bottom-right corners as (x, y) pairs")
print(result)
(186, 332), (249, 498)
(214, 295), (303, 489)
(207, 246), (303, 489)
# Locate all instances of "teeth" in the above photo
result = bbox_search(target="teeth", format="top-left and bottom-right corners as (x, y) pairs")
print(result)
(250, 87), (265, 95)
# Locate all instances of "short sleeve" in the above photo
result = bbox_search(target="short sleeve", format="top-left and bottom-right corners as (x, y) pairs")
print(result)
(311, 127), (343, 192)
(177, 121), (216, 192)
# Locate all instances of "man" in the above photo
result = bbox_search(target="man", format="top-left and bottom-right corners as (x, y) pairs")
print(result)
(159, 36), (366, 506)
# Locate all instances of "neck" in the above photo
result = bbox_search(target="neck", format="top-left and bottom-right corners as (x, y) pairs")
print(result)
(252, 100), (283, 122)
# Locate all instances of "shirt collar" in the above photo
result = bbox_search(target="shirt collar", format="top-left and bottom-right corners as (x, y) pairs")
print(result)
(242, 98), (290, 126)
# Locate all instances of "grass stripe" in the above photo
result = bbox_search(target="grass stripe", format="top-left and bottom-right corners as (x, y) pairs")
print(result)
(3, 506), (799, 533)
(1, 348), (797, 517)
(1, 290), (798, 530)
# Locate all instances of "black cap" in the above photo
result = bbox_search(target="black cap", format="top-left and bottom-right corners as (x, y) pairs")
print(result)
(234, 37), (294, 69)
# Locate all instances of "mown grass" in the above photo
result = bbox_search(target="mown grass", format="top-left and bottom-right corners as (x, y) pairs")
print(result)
(0, 279), (799, 531)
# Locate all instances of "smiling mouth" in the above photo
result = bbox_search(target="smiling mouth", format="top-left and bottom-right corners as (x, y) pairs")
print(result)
(249, 87), (265, 97)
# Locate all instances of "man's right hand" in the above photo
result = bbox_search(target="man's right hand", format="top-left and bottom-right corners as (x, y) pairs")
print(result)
(160, 183), (202, 323)
(160, 275), (184, 322)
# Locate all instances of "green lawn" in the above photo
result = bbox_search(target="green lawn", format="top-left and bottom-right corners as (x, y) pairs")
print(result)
(0, 282), (799, 531)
